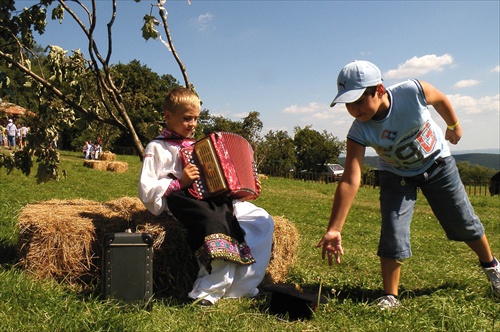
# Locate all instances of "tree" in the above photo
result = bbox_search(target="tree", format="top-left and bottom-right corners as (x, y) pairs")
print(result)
(0, 0), (192, 181)
(199, 115), (243, 138)
(456, 161), (497, 184)
(196, 111), (265, 164)
(259, 130), (296, 176)
(293, 125), (345, 173)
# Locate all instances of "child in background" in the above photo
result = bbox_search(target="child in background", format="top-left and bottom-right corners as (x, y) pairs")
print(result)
(138, 87), (274, 306)
(82, 141), (90, 158)
(316, 60), (499, 309)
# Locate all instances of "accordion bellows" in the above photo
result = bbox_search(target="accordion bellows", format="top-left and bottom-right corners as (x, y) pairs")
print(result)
(181, 132), (259, 200)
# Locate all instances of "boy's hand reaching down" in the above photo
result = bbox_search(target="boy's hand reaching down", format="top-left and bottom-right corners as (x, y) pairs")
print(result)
(317, 230), (344, 266)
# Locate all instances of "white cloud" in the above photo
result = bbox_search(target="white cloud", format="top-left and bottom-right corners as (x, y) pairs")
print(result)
(447, 93), (500, 115)
(233, 112), (249, 118)
(454, 80), (481, 89)
(190, 13), (214, 32)
(492, 65), (500, 73)
(384, 54), (454, 79)
(282, 102), (322, 114)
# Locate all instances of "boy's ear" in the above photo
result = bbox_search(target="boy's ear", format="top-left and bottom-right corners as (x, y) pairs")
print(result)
(376, 84), (386, 97)
(164, 110), (171, 122)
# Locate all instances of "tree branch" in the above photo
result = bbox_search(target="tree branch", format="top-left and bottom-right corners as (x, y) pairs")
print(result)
(156, 0), (191, 88)
(0, 49), (126, 130)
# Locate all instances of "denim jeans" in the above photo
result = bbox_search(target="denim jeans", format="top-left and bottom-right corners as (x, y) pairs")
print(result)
(377, 156), (484, 259)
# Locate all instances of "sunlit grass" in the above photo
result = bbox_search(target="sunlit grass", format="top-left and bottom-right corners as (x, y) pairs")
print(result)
(0, 150), (499, 331)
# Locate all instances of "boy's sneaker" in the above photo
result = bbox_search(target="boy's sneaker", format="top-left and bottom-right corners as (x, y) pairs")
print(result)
(483, 264), (500, 298)
(376, 295), (401, 310)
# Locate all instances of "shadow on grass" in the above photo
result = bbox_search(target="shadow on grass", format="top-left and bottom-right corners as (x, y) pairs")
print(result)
(252, 281), (475, 322)
(0, 239), (17, 266)
(317, 282), (466, 304)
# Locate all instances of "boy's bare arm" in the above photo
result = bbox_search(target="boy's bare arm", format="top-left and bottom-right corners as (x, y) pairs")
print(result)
(327, 139), (365, 230)
(317, 139), (365, 265)
(419, 80), (462, 145)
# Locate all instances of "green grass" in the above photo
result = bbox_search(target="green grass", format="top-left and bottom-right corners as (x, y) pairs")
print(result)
(1, 150), (499, 331)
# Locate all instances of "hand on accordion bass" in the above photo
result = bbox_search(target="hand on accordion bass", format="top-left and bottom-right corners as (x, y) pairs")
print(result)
(180, 163), (200, 189)
(239, 178), (261, 201)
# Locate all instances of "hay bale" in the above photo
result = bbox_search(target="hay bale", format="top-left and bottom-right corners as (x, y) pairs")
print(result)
(83, 159), (128, 173)
(16, 199), (105, 286)
(264, 216), (299, 283)
(99, 151), (116, 161)
(16, 198), (298, 298)
(106, 161), (128, 173)
(83, 160), (108, 171)
(17, 197), (198, 297)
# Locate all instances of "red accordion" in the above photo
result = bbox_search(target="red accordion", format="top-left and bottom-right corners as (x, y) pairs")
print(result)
(180, 132), (259, 200)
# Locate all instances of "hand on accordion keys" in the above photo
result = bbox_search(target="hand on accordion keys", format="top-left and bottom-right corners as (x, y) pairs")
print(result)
(180, 163), (200, 189)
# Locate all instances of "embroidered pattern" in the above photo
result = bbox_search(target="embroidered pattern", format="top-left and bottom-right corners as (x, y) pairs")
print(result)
(159, 128), (195, 150)
(195, 233), (255, 273)
(165, 179), (181, 197)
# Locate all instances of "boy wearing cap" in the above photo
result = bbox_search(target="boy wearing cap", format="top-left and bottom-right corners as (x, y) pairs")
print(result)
(316, 60), (499, 309)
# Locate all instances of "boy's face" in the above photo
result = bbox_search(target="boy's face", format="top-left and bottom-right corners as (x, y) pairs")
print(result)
(345, 84), (386, 122)
(164, 105), (200, 138)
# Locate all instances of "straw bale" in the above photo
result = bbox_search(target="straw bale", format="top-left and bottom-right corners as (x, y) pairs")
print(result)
(16, 197), (298, 298)
(16, 197), (197, 297)
(82, 159), (128, 173)
(264, 215), (299, 283)
(16, 199), (106, 286)
(99, 151), (116, 161)
(106, 161), (128, 173)
(83, 160), (107, 171)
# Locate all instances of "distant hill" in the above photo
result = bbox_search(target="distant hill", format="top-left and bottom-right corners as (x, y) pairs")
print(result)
(453, 153), (500, 170)
(339, 153), (500, 170)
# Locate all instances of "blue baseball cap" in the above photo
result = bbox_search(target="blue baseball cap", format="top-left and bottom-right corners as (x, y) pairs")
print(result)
(330, 60), (382, 107)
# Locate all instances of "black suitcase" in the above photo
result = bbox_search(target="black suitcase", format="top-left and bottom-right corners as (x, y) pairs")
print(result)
(102, 231), (154, 307)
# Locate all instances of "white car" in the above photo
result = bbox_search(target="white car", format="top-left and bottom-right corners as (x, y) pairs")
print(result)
(322, 163), (344, 181)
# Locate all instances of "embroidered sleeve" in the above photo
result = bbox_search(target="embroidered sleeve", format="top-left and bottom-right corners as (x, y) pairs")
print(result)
(164, 179), (181, 197)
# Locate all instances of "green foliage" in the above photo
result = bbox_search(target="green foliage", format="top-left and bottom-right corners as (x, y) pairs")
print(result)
(0, 152), (15, 174)
(457, 161), (498, 184)
(110, 60), (179, 144)
(1, 0), (165, 179)
(259, 130), (296, 176)
(33, 146), (59, 183)
(293, 125), (345, 172)
(198, 114), (244, 137)
(455, 153), (500, 171)
(141, 15), (160, 40)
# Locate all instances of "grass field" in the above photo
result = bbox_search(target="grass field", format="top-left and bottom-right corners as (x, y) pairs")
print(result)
(0, 150), (499, 331)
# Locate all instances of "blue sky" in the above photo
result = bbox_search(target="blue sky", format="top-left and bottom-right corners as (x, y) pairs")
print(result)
(27, 0), (499, 154)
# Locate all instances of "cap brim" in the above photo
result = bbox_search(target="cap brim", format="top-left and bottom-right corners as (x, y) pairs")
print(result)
(330, 88), (366, 107)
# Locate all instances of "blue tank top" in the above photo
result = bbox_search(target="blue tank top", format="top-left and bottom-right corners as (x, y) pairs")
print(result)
(347, 79), (451, 177)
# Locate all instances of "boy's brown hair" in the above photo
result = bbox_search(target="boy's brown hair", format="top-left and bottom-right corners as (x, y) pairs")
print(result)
(162, 87), (200, 114)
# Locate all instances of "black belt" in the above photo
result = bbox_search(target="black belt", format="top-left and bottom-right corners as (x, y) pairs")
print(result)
(401, 157), (446, 186)
(426, 156), (446, 173)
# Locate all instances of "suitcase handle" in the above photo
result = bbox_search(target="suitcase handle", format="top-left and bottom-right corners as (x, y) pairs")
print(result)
(104, 232), (154, 247)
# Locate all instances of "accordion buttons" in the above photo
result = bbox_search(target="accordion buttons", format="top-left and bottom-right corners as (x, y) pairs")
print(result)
(194, 179), (205, 195)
